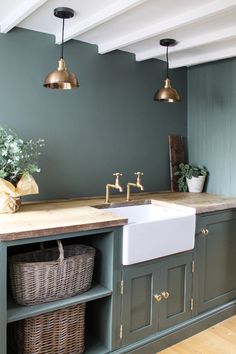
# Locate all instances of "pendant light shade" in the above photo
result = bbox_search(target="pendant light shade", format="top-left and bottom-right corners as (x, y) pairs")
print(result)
(44, 58), (78, 89)
(44, 7), (79, 90)
(154, 39), (181, 103)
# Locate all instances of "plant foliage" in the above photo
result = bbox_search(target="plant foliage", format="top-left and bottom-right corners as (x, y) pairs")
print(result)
(174, 163), (208, 192)
(0, 126), (44, 185)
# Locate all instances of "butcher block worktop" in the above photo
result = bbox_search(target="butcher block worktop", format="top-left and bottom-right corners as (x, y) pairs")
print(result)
(1, 192), (236, 241)
(0, 202), (127, 241)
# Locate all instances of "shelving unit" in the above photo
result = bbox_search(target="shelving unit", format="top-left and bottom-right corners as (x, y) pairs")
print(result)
(7, 283), (112, 323)
(2, 226), (123, 354)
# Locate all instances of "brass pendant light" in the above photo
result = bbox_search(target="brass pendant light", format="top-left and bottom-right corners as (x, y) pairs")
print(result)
(154, 39), (181, 103)
(44, 7), (79, 89)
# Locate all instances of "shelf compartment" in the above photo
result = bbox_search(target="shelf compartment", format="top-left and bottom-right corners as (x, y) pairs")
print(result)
(7, 333), (110, 354)
(8, 283), (112, 323)
(85, 339), (109, 354)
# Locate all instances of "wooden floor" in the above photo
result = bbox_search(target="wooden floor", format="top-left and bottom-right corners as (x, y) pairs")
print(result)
(158, 316), (236, 354)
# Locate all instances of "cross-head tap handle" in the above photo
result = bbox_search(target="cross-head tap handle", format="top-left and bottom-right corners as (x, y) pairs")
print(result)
(113, 173), (123, 187)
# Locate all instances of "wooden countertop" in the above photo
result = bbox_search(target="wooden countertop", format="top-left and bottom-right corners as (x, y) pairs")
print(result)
(146, 192), (236, 214)
(0, 202), (128, 241)
(1, 192), (236, 241)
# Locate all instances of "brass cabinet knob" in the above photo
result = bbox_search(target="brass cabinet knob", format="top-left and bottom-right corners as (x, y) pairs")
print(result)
(153, 294), (162, 302)
(201, 228), (209, 236)
(161, 291), (170, 300)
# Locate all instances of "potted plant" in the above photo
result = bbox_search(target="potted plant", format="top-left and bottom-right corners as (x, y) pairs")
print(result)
(175, 163), (208, 193)
(0, 126), (44, 212)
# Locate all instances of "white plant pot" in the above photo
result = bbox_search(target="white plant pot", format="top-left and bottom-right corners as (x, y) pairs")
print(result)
(186, 176), (206, 193)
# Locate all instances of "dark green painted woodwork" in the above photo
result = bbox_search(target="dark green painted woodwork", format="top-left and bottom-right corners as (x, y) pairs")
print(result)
(121, 263), (159, 345)
(167, 265), (185, 316)
(108, 228), (123, 350)
(86, 297), (112, 352)
(121, 252), (193, 346)
(0, 28), (187, 201)
(3, 227), (123, 354)
(0, 244), (7, 354)
(130, 273), (152, 330)
(195, 211), (236, 314)
(7, 283), (112, 323)
(188, 58), (236, 196)
(159, 253), (193, 330)
(80, 231), (116, 290)
(113, 301), (236, 354)
(5, 210), (236, 354)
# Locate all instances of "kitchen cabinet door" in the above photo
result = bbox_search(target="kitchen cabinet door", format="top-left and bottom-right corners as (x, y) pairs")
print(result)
(195, 211), (236, 314)
(121, 262), (161, 346)
(121, 252), (193, 346)
(159, 253), (193, 330)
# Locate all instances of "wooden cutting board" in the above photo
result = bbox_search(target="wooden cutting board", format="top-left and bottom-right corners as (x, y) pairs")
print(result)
(168, 135), (186, 192)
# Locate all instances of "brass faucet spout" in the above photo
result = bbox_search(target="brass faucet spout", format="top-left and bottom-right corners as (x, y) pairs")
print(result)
(126, 172), (144, 201)
(138, 184), (144, 191)
(105, 173), (123, 203)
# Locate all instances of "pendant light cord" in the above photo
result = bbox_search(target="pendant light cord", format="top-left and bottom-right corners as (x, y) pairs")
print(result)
(166, 45), (169, 78)
(61, 17), (65, 59)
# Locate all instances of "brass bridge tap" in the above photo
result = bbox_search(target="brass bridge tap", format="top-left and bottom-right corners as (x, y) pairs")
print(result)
(127, 172), (144, 201)
(105, 173), (123, 204)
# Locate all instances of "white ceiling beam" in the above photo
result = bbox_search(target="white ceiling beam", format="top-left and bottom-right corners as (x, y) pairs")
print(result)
(136, 25), (236, 61)
(1, 0), (48, 33)
(169, 47), (236, 68)
(55, 0), (148, 44)
(98, 0), (236, 54)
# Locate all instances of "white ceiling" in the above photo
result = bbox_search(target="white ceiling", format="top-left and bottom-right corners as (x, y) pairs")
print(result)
(1, 0), (236, 68)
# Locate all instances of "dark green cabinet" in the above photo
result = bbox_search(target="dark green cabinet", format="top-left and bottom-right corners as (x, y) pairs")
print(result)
(118, 209), (236, 352)
(4, 207), (236, 354)
(120, 252), (193, 346)
(195, 210), (236, 314)
(159, 253), (193, 330)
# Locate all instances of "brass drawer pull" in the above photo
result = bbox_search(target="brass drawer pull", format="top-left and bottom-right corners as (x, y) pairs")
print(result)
(201, 228), (209, 236)
(153, 294), (162, 302)
(161, 291), (170, 300)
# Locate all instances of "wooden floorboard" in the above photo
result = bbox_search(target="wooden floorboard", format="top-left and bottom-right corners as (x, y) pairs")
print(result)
(158, 315), (236, 354)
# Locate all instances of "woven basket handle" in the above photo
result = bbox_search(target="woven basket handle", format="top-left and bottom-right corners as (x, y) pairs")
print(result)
(39, 241), (64, 262)
(57, 240), (64, 262)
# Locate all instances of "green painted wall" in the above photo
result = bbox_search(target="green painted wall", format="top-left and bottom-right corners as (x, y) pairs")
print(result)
(188, 58), (236, 196)
(0, 28), (187, 200)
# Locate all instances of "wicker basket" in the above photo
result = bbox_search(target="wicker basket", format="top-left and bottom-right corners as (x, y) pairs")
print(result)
(9, 303), (86, 354)
(9, 241), (95, 305)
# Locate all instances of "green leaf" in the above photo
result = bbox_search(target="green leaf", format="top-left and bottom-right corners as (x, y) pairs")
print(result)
(0, 125), (44, 185)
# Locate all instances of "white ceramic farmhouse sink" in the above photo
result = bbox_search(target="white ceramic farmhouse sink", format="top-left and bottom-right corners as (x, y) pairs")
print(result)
(107, 203), (196, 265)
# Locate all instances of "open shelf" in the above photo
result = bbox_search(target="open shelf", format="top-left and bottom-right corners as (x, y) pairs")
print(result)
(85, 339), (109, 354)
(7, 283), (112, 323)
(7, 333), (110, 354)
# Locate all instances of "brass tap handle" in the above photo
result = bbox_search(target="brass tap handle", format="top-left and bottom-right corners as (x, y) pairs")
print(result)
(113, 173), (123, 177)
(153, 293), (162, 302)
(113, 172), (123, 188)
(134, 172), (144, 180)
(161, 291), (170, 300)
(201, 228), (209, 236)
(134, 172), (144, 185)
